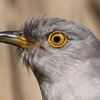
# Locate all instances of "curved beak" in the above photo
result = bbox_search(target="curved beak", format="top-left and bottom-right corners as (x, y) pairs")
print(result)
(0, 31), (44, 49)
(0, 31), (28, 47)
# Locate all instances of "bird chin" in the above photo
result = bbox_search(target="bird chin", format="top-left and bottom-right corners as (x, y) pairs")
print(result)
(16, 45), (36, 65)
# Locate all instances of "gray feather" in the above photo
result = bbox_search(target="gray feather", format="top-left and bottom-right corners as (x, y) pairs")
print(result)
(17, 18), (100, 100)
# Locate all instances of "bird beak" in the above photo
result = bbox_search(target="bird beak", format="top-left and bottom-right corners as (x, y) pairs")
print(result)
(0, 31), (44, 48)
(0, 31), (28, 47)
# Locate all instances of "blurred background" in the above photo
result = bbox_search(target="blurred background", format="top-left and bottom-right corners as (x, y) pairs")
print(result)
(0, 0), (100, 100)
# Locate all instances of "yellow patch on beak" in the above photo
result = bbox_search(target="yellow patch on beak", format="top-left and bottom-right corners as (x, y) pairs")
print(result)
(18, 37), (44, 49)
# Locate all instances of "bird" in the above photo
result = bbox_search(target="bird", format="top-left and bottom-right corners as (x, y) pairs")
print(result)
(0, 17), (100, 100)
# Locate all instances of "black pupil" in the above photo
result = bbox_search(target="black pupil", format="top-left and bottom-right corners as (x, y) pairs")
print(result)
(53, 36), (61, 43)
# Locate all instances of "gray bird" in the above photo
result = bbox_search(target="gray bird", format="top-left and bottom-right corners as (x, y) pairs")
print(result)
(0, 18), (100, 100)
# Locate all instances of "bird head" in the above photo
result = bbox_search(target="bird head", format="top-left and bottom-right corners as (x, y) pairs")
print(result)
(0, 18), (99, 83)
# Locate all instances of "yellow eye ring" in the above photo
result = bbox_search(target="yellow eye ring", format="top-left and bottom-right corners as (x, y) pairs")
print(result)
(48, 31), (68, 48)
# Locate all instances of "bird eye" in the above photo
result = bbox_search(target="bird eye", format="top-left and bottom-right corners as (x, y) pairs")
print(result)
(48, 31), (68, 47)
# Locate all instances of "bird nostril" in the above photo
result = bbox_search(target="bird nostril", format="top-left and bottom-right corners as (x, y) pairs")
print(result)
(18, 32), (24, 37)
